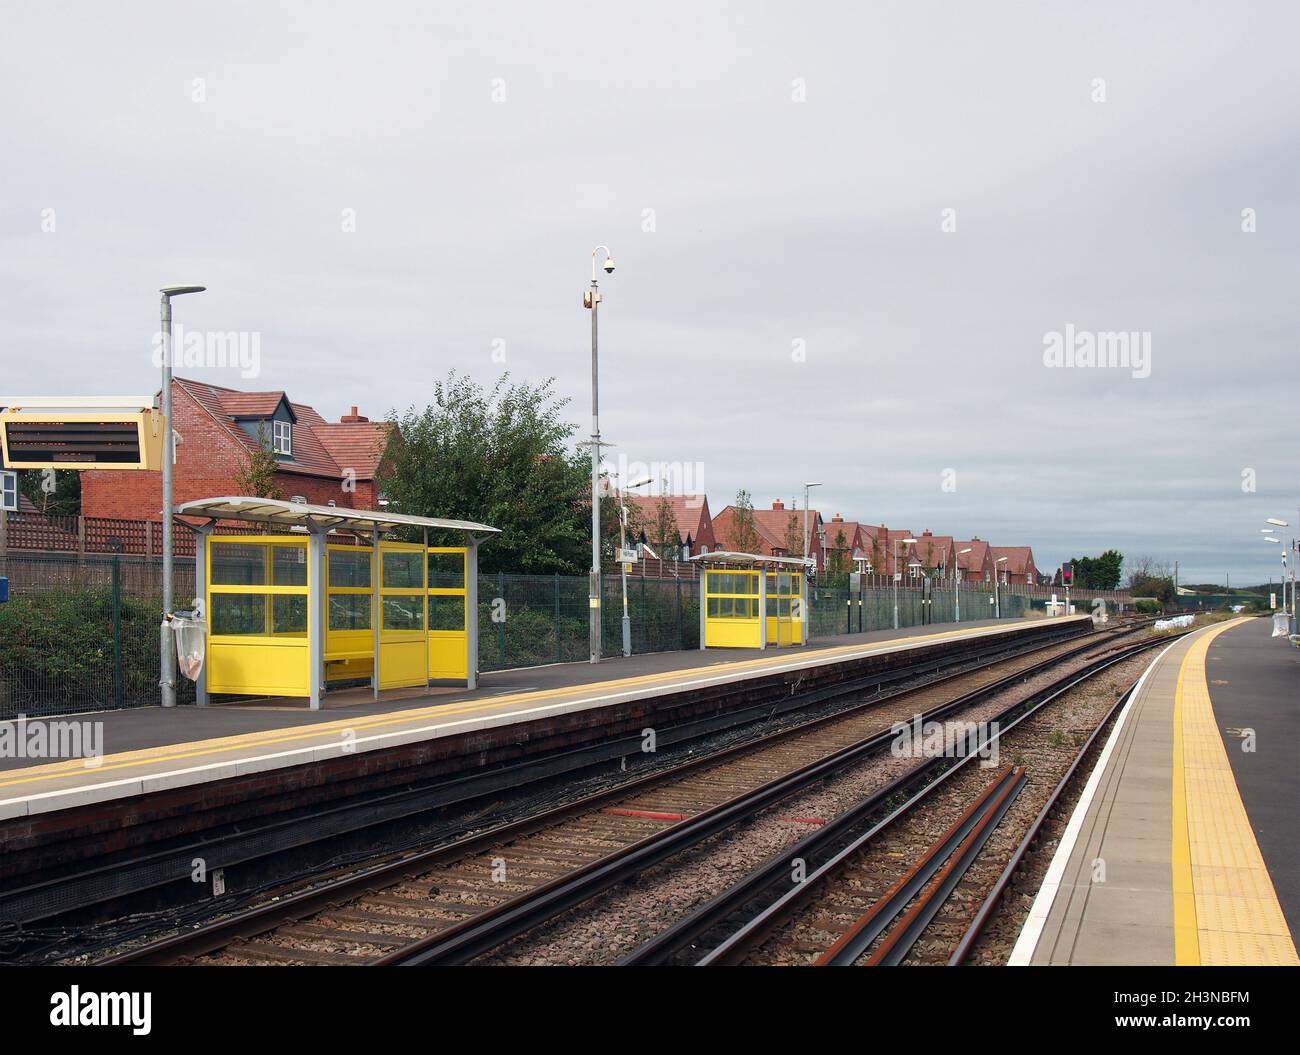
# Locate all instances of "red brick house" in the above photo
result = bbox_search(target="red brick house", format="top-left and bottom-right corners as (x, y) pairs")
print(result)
(990, 545), (1039, 586)
(81, 378), (391, 520)
(624, 494), (718, 559)
(953, 538), (994, 582)
(713, 499), (826, 569)
(913, 529), (957, 576)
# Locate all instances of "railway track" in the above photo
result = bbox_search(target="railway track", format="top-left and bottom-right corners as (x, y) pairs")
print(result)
(619, 634), (1173, 966)
(95, 619), (1156, 966)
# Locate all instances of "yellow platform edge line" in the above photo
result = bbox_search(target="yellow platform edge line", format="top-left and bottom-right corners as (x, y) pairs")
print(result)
(0, 617), (1064, 792)
(1171, 617), (1299, 966)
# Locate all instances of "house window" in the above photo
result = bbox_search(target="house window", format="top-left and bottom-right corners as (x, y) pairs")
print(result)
(273, 420), (292, 455)
(1, 471), (16, 512)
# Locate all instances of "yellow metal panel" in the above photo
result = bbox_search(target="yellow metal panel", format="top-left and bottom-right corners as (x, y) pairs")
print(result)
(208, 640), (310, 696)
(428, 635), (468, 680)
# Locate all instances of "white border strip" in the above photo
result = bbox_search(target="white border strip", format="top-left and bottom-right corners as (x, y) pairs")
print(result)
(1007, 630), (1199, 965)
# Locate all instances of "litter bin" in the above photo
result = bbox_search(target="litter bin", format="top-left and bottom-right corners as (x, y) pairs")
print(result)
(170, 611), (209, 682)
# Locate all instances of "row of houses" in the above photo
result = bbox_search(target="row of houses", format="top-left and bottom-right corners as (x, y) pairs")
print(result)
(2, 377), (1040, 584)
(628, 496), (1040, 586)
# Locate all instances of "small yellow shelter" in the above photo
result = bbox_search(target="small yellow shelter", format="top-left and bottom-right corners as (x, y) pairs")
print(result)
(690, 551), (813, 650)
(175, 497), (499, 709)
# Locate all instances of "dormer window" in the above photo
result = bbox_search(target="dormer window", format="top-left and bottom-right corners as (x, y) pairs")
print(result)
(273, 420), (292, 456)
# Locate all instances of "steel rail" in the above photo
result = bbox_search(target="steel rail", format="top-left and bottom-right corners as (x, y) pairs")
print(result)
(380, 630), (1147, 965)
(945, 676), (1141, 965)
(621, 633), (1179, 966)
(95, 622), (1131, 967)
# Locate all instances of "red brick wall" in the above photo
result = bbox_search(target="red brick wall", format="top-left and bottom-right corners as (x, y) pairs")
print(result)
(82, 386), (378, 519)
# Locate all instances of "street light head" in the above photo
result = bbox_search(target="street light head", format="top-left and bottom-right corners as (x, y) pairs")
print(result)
(1265, 518), (1289, 527)
(997, 556), (1008, 563)
(160, 285), (206, 297)
(1263, 536), (1281, 543)
(804, 481), (822, 488)
(958, 547), (972, 555)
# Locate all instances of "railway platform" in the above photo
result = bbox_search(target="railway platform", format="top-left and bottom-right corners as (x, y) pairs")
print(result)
(1012, 616), (1300, 967)
(0, 616), (1086, 822)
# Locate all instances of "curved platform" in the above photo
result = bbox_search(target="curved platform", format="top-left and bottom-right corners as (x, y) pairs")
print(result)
(1012, 617), (1299, 966)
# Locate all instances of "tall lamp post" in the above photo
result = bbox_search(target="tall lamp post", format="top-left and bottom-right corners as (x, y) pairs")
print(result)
(802, 481), (821, 566)
(994, 555), (1008, 618)
(159, 284), (205, 708)
(954, 546), (972, 621)
(892, 535), (917, 629)
(619, 474), (655, 657)
(584, 246), (616, 664)
(1265, 517), (1296, 636)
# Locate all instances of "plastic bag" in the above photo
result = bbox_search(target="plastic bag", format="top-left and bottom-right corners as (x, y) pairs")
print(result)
(171, 614), (209, 681)
(1273, 612), (1290, 638)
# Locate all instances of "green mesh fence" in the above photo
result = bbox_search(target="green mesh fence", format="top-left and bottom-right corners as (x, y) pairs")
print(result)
(1, 552), (1041, 718)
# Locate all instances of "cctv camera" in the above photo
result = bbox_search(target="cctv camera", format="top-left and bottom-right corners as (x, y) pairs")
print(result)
(602, 258), (615, 274)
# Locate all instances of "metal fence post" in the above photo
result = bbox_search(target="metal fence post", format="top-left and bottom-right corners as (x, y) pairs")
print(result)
(112, 554), (124, 708)
(497, 570), (506, 668)
(554, 572), (562, 664)
(675, 574), (682, 650)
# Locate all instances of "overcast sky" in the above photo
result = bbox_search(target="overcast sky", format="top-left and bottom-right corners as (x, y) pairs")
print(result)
(2, 2), (1296, 585)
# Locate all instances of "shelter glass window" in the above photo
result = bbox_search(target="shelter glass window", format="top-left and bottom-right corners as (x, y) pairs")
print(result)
(212, 543), (265, 585)
(428, 551), (465, 590)
(429, 595), (465, 631)
(383, 551), (424, 589)
(329, 548), (371, 588)
(383, 596), (425, 631)
(272, 544), (308, 586)
(329, 594), (370, 631)
(211, 594), (266, 635)
(272, 595), (308, 636)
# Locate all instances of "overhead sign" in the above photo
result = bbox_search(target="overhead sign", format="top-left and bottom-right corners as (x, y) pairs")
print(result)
(0, 404), (164, 471)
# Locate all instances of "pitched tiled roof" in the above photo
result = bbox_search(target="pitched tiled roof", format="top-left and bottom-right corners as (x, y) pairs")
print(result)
(220, 391), (291, 419)
(954, 539), (990, 573)
(624, 494), (713, 546)
(990, 546), (1036, 575)
(173, 378), (388, 481)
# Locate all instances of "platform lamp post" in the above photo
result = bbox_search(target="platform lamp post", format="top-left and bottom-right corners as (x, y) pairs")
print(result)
(892, 536), (917, 629)
(158, 284), (206, 708)
(802, 482), (821, 565)
(954, 547), (972, 621)
(619, 474), (655, 657)
(1265, 518), (1296, 635)
(585, 247), (616, 664)
(994, 555), (1008, 618)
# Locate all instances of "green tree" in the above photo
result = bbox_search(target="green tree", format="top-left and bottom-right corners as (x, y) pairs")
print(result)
(232, 422), (285, 500)
(782, 513), (804, 557)
(18, 469), (81, 515)
(726, 489), (762, 553)
(645, 496), (681, 560)
(826, 528), (850, 585)
(379, 372), (597, 574)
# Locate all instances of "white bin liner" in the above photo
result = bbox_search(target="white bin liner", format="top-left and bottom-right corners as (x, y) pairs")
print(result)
(1152, 614), (1195, 631)
(171, 614), (209, 681)
(1273, 612), (1291, 638)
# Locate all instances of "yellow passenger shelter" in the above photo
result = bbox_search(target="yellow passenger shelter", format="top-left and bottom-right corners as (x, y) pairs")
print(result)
(175, 497), (499, 709)
(690, 551), (813, 650)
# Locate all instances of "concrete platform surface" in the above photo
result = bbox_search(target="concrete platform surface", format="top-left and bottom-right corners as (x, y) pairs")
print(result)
(0, 616), (1084, 820)
(1012, 617), (1299, 967)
